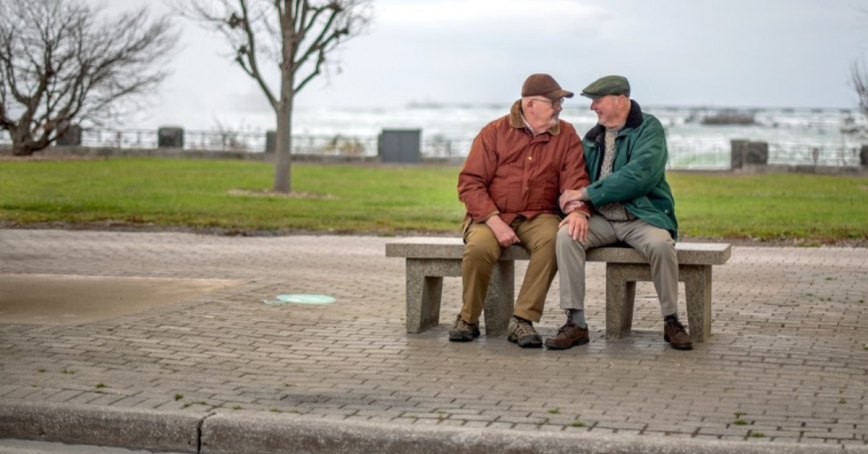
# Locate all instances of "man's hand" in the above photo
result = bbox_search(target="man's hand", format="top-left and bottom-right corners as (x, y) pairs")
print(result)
(559, 189), (584, 212)
(562, 200), (585, 214)
(558, 211), (589, 243)
(485, 216), (520, 248)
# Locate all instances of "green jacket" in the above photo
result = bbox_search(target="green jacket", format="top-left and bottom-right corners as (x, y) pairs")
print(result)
(583, 100), (678, 239)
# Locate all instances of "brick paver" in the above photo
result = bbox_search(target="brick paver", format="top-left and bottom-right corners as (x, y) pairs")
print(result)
(0, 229), (866, 448)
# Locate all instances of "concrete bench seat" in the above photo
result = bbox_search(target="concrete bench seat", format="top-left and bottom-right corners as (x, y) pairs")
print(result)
(385, 237), (731, 342)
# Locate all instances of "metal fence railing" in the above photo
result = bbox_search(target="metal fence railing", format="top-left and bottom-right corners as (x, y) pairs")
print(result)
(768, 142), (862, 167)
(80, 129), (158, 149)
(666, 138), (730, 170)
(1, 128), (863, 170)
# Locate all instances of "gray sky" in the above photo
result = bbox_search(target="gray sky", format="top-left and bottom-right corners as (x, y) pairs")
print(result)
(94, 0), (868, 129)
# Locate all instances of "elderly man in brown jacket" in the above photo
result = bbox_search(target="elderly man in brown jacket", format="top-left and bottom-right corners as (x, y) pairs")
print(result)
(452, 73), (592, 348)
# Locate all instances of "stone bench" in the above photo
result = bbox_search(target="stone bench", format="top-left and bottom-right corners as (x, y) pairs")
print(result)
(385, 238), (731, 342)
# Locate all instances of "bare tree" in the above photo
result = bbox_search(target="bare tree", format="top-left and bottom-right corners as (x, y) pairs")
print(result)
(175, 0), (373, 193)
(0, 0), (178, 156)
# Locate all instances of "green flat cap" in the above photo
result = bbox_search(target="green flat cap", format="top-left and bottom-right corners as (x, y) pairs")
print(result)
(580, 75), (630, 99)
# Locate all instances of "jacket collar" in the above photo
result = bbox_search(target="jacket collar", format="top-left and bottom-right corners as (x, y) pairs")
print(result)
(586, 99), (643, 142)
(508, 100), (561, 136)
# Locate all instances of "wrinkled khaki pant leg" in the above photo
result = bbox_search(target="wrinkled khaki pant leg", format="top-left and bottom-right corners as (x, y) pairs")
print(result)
(461, 215), (560, 324)
(556, 215), (617, 311)
(460, 222), (501, 324)
(511, 214), (560, 322)
(617, 219), (679, 317)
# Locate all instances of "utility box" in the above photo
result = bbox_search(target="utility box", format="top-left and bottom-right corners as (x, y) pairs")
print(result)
(158, 126), (184, 148)
(55, 125), (82, 146)
(265, 130), (276, 153)
(730, 139), (749, 169)
(379, 129), (421, 163)
(731, 139), (768, 169)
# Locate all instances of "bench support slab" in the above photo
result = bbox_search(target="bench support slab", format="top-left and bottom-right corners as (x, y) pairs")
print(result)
(405, 259), (514, 336)
(606, 264), (712, 342)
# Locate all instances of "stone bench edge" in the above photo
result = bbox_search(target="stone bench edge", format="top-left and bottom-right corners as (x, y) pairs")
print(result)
(385, 238), (731, 266)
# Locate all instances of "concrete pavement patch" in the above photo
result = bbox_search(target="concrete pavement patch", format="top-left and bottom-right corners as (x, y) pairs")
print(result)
(0, 274), (243, 325)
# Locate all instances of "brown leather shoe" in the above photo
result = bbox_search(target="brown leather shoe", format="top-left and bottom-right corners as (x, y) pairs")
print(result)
(544, 322), (589, 350)
(664, 319), (694, 350)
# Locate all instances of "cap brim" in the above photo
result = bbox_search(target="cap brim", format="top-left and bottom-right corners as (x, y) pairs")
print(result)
(545, 89), (574, 101)
(580, 92), (603, 99)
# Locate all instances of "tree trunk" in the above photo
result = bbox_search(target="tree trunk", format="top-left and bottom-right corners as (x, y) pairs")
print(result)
(11, 122), (36, 156)
(11, 140), (32, 156)
(273, 100), (292, 193)
(272, 69), (294, 193)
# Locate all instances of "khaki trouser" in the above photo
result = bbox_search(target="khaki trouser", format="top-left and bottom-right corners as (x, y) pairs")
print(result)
(461, 214), (560, 323)
(556, 215), (679, 318)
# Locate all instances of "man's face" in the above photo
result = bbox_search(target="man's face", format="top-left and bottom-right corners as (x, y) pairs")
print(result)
(589, 95), (625, 127)
(528, 97), (563, 129)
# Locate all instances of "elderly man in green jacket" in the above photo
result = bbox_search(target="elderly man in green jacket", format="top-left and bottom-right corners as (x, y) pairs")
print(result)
(548, 75), (693, 351)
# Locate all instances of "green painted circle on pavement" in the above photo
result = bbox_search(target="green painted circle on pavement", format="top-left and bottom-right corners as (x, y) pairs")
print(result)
(275, 294), (336, 305)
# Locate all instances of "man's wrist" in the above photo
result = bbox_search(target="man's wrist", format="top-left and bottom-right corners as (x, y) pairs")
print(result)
(563, 200), (585, 214)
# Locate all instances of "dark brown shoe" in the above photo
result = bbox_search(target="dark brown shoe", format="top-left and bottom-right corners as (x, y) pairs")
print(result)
(664, 319), (694, 350)
(544, 322), (589, 350)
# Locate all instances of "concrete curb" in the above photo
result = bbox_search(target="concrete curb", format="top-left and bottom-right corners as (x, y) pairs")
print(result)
(0, 400), (202, 453)
(201, 412), (866, 454)
(2, 401), (868, 454)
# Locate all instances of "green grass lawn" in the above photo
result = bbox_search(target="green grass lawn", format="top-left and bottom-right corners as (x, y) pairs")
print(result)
(1, 158), (867, 244)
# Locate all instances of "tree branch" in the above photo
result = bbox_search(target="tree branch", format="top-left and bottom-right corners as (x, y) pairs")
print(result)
(236, 0), (278, 109)
(0, 0), (179, 153)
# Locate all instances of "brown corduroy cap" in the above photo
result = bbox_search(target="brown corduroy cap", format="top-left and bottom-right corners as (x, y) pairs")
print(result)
(521, 74), (574, 101)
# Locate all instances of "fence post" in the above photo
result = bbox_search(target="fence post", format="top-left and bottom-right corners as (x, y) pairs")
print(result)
(730, 139), (749, 170)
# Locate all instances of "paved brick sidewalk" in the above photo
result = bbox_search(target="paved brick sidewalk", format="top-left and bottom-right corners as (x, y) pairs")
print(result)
(0, 229), (866, 452)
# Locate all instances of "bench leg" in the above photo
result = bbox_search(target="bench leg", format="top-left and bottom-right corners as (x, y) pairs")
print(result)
(681, 265), (712, 342)
(405, 259), (461, 333)
(606, 264), (642, 340)
(403, 258), (514, 336)
(482, 260), (515, 336)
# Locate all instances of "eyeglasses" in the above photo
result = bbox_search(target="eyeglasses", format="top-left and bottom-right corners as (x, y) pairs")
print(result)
(533, 98), (564, 108)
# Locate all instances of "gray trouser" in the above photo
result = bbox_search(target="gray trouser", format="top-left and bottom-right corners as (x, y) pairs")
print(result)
(556, 215), (678, 318)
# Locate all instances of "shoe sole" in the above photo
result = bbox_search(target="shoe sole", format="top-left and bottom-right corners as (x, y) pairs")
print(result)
(664, 334), (694, 350)
(544, 337), (589, 350)
(449, 331), (479, 342)
(507, 334), (542, 348)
